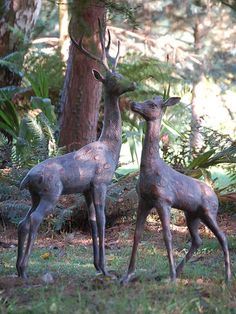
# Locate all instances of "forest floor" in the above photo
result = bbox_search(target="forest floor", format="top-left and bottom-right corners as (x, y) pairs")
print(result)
(0, 211), (236, 313)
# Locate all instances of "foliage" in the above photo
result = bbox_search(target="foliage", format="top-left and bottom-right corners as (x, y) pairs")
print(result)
(0, 52), (24, 79)
(163, 126), (236, 174)
(26, 66), (49, 98)
(119, 53), (183, 163)
(119, 53), (181, 101)
(12, 97), (60, 167)
(0, 167), (72, 230)
(0, 90), (60, 168)
(0, 168), (30, 226)
(0, 47), (65, 166)
(121, 112), (144, 163)
(0, 38), (65, 105)
(105, 0), (140, 28)
(23, 49), (65, 104)
(0, 90), (20, 139)
(216, 182), (236, 211)
(161, 126), (236, 207)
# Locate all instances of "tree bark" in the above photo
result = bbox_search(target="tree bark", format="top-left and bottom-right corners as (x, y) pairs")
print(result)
(190, 17), (209, 156)
(59, 1), (105, 152)
(58, 0), (69, 62)
(0, 0), (42, 87)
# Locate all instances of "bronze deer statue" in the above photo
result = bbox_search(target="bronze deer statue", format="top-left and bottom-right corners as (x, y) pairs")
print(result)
(16, 21), (136, 279)
(121, 96), (231, 284)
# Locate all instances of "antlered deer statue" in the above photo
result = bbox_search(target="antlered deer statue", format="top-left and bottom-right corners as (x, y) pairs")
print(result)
(121, 96), (231, 284)
(16, 20), (136, 279)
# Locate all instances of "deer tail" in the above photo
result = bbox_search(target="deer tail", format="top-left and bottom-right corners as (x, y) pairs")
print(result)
(20, 175), (30, 190)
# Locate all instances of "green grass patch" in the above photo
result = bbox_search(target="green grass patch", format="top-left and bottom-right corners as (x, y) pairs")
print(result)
(0, 231), (236, 314)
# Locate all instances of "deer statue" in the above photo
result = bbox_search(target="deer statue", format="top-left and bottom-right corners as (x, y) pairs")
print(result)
(121, 96), (231, 284)
(16, 20), (136, 279)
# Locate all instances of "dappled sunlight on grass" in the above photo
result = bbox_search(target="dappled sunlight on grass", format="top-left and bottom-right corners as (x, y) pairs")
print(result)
(1, 218), (236, 313)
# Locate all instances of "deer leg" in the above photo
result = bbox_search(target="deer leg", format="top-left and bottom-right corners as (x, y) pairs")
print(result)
(158, 205), (176, 282)
(92, 184), (108, 276)
(19, 198), (57, 279)
(16, 192), (40, 277)
(121, 199), (150, 285)
(202, 211), (231, 282)
(84, 191), (100, 272)
(176, 214), (202, 276)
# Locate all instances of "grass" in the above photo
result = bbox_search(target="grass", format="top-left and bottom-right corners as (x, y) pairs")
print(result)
(0, 224), (236, 314)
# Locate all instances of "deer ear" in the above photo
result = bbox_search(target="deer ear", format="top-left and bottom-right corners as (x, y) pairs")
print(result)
(163, 97), (181, 107)
(152, 96), (163, 106)
(92, 69), (105, 83)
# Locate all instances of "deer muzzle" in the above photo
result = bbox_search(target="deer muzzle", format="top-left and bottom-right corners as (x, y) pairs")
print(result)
(129, 82), (137, 91)
(131, 101), (142, 113)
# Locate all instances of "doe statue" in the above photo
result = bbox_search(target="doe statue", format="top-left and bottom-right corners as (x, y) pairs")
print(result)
(121, 96), (231, 284)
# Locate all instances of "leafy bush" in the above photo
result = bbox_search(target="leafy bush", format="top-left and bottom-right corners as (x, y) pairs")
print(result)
(162, 126), (236, 174)
(23, 48), (65, 104)
(119, 53), (182, 101)
(0, 167), (73, 231)
(0, 168), (30, 227)
(119, 53), (184, 163)
(161, 126), (236, 209)
(0, 90), (20, 139)
(13, 96), (63, 167)
(0, 41), (65, 166)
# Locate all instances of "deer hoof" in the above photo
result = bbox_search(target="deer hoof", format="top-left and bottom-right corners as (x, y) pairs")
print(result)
(120, 273), (135, 286)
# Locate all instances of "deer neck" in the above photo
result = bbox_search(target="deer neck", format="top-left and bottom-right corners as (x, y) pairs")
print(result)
(99, 93), (122, 159)
(141, 120), (161, 170)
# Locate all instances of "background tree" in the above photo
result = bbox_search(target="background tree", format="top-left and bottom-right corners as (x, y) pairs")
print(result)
(129, 0), (236, 152)
(0, 0), (42, 87)
(59, 0), (105, 152)
(58, 0), (69, 62)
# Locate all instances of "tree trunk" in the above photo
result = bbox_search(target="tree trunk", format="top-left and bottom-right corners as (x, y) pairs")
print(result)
(0, 0), (42, 87)
(59, 1), (105, 152)
(190, 72), (205, 155)
(58, 0), (69, 62)
(190, 18), (208, 156)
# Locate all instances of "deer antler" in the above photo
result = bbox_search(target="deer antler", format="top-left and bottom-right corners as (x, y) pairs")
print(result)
(97, 18), (120, 72)
(68, 18), (110, 72)
(105, 29), (120, 71)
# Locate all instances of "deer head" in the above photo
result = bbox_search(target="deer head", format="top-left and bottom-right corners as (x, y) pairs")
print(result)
(131, 96), (181, 121)
(69, 19), (136, 96)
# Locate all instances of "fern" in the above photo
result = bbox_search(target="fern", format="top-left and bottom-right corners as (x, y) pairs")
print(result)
(119, 53), (181, 100)
(52, 206), (75, 232)
(0, 168), (30, 224)
(0, 201), (30, 224)
(119, 53), (183, 163)
(0, 167), (77, 231)
(0, 51), (24, 78)
(23, 49), (65, 103)
(37, 112), (57, 156)
(31, 97), (56, 125)
(0, 90), (20, 138)
(26, 65), (49, 98)
(11, 94), (59, 167)
(0, 184), (20, 201)
(162, 126), (236, 186)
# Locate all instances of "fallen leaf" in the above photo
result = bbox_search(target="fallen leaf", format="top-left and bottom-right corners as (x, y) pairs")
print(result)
(196, 278), (204, 285)
(40, 252), (52, 260)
